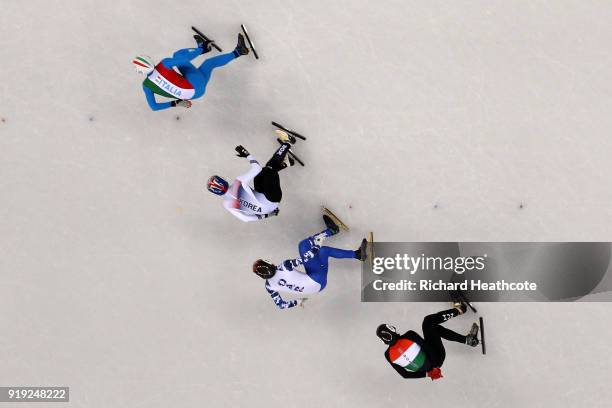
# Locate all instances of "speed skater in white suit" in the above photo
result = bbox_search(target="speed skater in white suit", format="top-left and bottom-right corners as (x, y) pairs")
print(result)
(206, 131), (297, 222)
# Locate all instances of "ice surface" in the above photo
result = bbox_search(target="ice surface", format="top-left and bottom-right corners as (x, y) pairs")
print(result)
(1, 1), (612, 407)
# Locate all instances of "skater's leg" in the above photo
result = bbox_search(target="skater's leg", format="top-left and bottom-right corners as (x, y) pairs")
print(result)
(437, 326), (467, 344)
(302, 246), (357, 288)
(265, 143), (292, 172)
(421, 313), (451, 367)
(253, 168), (282, 203)
(318, 246), (357, 260)
(298, 229), (335, 256)
(423, 308), (461, 327)
(303, 262), (329, 291)
(161, 47), (203, 68)
(298, 237), (315, 256)
(421, 308), (464, 367)
(423, 308), (470, 346)
(197, 52), (237, 81)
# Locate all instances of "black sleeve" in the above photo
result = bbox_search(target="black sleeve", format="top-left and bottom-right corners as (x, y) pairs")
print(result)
(385, 350), (427, 379)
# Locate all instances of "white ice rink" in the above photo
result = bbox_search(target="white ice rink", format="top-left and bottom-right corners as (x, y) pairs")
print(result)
(1, 1), (612, 407)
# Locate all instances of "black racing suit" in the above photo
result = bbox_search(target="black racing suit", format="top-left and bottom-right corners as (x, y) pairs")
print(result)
(384, 308), (467, 379)
(253, 142), (291, 203)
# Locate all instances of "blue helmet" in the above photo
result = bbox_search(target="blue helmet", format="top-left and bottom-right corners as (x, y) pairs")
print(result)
(207, 175), (229, 195)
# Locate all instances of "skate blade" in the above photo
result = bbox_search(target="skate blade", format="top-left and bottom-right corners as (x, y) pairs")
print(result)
(271, 121), (307, 141)
(240, 24), (259, 59)
(367, 231), (375, 267)
(479, 316), (486, 355)
(191, 26), (222, 52)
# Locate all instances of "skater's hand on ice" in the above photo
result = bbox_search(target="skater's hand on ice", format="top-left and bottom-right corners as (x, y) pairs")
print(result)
(426, 368), (443, 381)
(299, 298), (308, 308)
(174, 100), (192, 108)
(235, 145), (250, 158)
(271, 208), (280, 217)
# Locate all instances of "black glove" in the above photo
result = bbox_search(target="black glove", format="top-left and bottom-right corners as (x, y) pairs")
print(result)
(257, 208), (280, 220)
(235, 145), (250, 158)
(171, 100), (192, 108)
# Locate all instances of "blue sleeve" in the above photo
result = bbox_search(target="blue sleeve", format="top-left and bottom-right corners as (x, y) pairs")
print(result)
(282, 245), (320, 271)
(265, 283), (298, 310)
(142, 84), (174, 111)
(282, 258), (303, 271)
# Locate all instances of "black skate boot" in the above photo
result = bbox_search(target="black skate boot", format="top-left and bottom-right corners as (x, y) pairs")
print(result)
(449, 290), (468, 315)
(233, 33), (249, 57)
(193, 35), (213, 53)
(465, 322), (480, 347)
(281, 153), (295, 169)
(323, 215), (340, 236)
(355, 238), (368, 261)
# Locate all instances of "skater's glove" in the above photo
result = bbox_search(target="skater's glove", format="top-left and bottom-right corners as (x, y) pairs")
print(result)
(172, 100), (192, 108)
(426, 368), (443, 381)
(299, 298), (308, 308)
(256, 208), (280, 220)
(235, 145), (250, 158)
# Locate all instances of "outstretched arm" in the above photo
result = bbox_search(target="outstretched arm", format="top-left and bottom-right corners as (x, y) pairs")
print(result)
(227, 208), (260, 222)
(236, 154), (263, 185)
(142, 84), (174, 111)
(265, 282), (300, 310)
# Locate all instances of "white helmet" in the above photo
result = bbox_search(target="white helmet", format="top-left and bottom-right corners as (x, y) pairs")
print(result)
(132, 55), (154, 75)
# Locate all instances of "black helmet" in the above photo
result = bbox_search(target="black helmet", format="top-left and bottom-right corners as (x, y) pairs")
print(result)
(252, 259), (276, 279)
(376, 324), (398, 344)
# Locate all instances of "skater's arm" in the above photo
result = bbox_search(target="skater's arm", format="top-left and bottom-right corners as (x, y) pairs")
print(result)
(224, 205), (259, 222)
(265, 282), (299, 310)
(142, 84), (174, 111)
(236, 155), (262, 184)
(391, 364), (426, 379)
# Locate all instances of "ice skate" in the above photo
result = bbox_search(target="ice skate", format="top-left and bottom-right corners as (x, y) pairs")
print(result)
(235, 33), (249, 56)
(355, 238), (368, 261)
(466, 322), (480, 347)
(323, 214), (340, 235)
(275, 129), (297, 144)
(321, 206), (349, 231)
(282, 153), (295, 168)
(193, 34), (213, 53)
(449, 290), (468, 315)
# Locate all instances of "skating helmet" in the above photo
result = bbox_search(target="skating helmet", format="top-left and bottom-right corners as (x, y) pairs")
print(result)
(376, 324), (398, 344)
(206, 175), (229, 195)
(132, 55), (155, 75)
(252, 259), (276, 279)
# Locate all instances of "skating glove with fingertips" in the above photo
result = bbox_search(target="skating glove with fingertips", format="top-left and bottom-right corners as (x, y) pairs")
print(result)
(426, 368), (443, 381)
(256, 208), (280, 220)
(171, 100), (192, 108)
(235, 145), (250, 158)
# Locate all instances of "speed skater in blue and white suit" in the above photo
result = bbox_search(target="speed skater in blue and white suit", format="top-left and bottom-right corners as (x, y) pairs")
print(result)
(252, 215), (368, 310)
